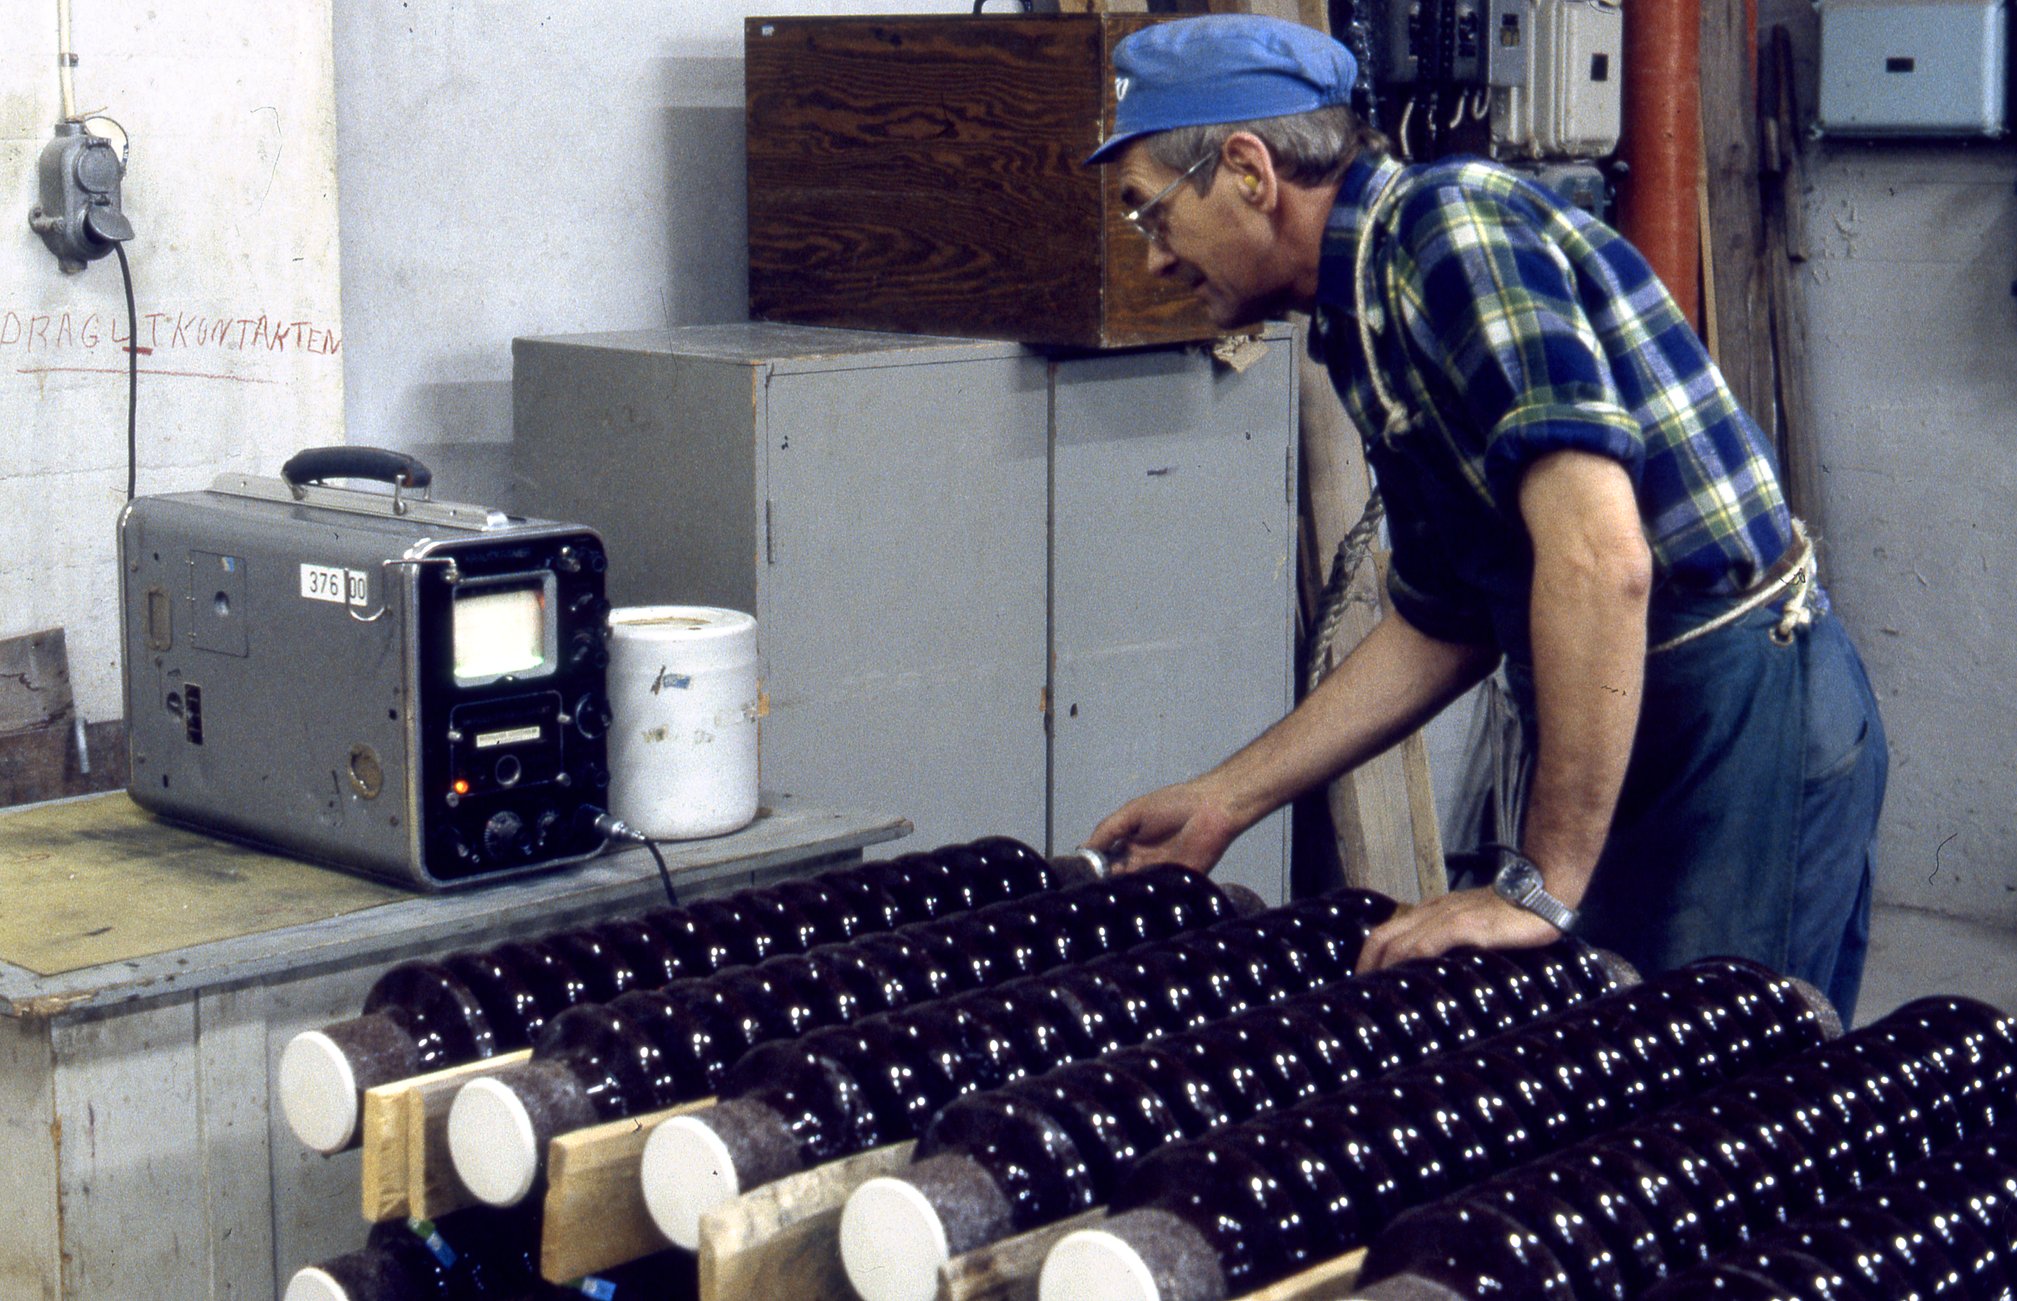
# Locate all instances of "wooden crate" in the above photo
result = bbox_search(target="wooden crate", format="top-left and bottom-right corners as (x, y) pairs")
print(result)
(744, 15), (1218, 349)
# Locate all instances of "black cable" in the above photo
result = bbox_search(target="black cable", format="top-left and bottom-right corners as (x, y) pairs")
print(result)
(588, 809), (680, 908)
(643, 837), (679, 909)
(112, 238), (137, 501)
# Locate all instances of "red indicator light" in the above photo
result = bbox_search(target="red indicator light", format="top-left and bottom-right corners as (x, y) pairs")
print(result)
(453, 779), (471, 796)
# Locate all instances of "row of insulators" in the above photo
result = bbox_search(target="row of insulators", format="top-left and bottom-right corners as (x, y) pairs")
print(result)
(1354, 993), (2017, 1300)
(284, 1203), (691, 1301)
(1022, 957), (1834, 1301)
(642, 887), (1423, 1244)
(812, 938), (1618, 1292)
(1649, 1120), (2017, 1299)
(282, 835), (1062, 1153)
(926, 941), (1619, 1218)
(448, 864), (1246, 1206)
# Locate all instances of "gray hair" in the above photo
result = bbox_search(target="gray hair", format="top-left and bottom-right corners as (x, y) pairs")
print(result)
(1143, 104), (1386, 192)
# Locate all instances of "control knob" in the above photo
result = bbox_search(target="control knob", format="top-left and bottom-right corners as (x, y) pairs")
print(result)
(483, 810), (528, 860)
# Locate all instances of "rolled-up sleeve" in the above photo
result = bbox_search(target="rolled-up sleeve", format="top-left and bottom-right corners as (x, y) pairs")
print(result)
(1392, 185), (1647, 516)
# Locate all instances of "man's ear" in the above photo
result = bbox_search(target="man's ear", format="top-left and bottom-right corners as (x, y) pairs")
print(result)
(1221, 131), (1279, 208)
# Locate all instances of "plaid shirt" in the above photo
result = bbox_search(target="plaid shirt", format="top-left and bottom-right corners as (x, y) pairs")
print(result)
(1312, 152), (1803, 655)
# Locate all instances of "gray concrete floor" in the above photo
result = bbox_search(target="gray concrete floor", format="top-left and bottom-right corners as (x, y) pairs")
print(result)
(1853, 902), (2017, 1027)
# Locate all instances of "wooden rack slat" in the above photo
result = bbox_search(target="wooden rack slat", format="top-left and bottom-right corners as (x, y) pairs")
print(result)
(697, 1140), (918, 1301)
(538, 1097), (713, 1283)
(936, 1209), (1105, 1301)
(359, 1049), (532, 1223)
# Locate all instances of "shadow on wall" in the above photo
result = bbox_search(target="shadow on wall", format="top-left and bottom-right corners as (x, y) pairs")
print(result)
(659, 58), (749, 328)
(397, 378), (512, 508)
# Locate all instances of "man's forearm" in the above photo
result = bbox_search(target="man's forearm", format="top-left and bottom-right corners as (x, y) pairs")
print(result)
(1208, 611), (1496, 830)
(1517, 452), (1654, 907)
(1521, 563), (1646, 906)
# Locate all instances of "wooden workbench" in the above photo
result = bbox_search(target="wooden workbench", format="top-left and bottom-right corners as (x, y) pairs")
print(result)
(0, 791), (907, 1299)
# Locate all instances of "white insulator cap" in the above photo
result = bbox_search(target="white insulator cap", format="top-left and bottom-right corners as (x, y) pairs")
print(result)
(447, 1075), (540, 1207)
(642, 1114), (744, 1250)
(278, 1031), (359, 1155)
(839, 1176), (953, 1301)
(283, 1266), (352, 1301)
(1040, 1228), (1163, 1301)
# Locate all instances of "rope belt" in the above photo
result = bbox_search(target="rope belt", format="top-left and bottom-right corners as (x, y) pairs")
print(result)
(1648, 519), (1818, 654)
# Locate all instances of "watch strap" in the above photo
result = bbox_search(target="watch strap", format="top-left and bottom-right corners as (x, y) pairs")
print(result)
(1493, 850), (1579, 934)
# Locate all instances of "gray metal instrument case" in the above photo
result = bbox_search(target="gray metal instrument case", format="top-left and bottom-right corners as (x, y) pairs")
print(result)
(118, 447), (615, 889)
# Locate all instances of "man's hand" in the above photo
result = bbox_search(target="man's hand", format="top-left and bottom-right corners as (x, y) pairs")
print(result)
(1085, 778), (1242, 875)
(1355, 886), (1562, 972)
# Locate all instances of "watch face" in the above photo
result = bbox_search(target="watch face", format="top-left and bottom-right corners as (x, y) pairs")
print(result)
(1495, 857), (1541, 901)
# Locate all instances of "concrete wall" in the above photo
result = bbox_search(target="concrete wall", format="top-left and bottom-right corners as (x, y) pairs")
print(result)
(331, 0), (971, 507)
(1749, 1), (2017, 925)
(1, 2), (343, 726)
(1805, 143), (2017, 922)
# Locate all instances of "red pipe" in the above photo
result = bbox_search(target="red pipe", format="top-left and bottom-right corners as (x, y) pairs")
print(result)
(1618, 0), (1704, 332)
(1747, 0), (1759, 92)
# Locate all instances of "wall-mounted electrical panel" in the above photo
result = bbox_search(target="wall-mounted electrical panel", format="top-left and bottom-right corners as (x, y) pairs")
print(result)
(1484, 0), (1533, 88)
(1492, 0), (1624, 159)
(1384, 0), (1533, 86)
(1370, 0), (1620, 161)
(1816, 0), (2008, 138)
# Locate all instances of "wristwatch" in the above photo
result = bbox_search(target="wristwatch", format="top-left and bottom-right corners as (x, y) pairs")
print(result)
(1491, 851), (1579, 934)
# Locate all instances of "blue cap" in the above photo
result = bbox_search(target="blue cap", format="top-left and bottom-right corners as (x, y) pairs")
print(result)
(1085, 15), (1357, 165)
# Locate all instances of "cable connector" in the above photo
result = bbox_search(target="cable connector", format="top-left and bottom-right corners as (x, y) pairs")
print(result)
(584, 806), (680, 908)
(590, 810), (650, 845)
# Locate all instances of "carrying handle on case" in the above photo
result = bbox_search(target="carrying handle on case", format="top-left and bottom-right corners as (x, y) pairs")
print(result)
(281, 446), (434, 496)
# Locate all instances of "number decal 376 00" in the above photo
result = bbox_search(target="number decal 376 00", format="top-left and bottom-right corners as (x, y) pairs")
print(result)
(300, 562), (369, 607)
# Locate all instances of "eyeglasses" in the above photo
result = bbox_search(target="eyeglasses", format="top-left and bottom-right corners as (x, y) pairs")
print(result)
(1124, 153), (1213, 247)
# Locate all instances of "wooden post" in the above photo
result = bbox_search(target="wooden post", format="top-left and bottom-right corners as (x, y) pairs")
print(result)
(1297, 328), (1445, 904)
(1700, 0), (1774, 426)
(1760, 25), (1826, 537)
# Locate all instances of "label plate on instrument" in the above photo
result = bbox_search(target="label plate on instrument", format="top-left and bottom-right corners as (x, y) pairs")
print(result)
(300, 563), (370, 606)
(474, 725), (543, 749)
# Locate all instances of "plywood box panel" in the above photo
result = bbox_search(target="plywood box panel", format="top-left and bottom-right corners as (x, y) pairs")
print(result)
(745, 16), (1217, 349)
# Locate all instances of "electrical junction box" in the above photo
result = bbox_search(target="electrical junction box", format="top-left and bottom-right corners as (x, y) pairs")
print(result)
(1385, 0), (1488, 85)
(1492, 0), (1623, 159)
(1381, 0), (1530, 87)
(1485, 0), (1534, 88)
(1817, 0), (2008, 137)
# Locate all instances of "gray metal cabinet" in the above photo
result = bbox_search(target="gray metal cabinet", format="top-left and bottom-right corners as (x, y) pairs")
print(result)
(513, 323), (1298, 903)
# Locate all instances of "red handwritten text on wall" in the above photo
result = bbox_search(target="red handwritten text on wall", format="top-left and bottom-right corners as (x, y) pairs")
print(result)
(0, 309), (342, 357)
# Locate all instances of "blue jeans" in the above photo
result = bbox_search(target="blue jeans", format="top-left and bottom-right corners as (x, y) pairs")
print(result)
(1508, 600), (1886, 1024)
(1787, 612), (1886, 1022)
